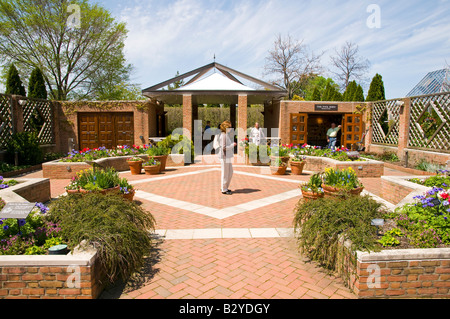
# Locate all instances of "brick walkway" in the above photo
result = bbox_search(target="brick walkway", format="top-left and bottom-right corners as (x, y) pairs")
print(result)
(19, 159), (415, 300)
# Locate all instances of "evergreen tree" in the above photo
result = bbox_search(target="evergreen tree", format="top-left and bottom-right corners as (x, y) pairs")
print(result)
(332, 90), (343, 101)
(5, 64), (26, 96)
(28, 67), (47, 99)
(311, 86), (321, 101)
(343, 80), (357, 101)
(321, 83), (332, 101)
(353, 84), (365, 102)
(366, 73), (386, 102)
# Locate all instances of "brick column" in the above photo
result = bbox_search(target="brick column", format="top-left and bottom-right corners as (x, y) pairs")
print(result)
(11, 95), (24, 134)
(237, 95), (248, 156)
(365, 102), (373, 152)
(182, 95), (193, 140)
(397, 98), (411, 159)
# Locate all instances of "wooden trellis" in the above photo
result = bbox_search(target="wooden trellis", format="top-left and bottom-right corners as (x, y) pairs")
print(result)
(0, 94), (14, 149)
(370, 99), (401, 146)
(21, 97), (55, 145)
(408, 92), (450, 152)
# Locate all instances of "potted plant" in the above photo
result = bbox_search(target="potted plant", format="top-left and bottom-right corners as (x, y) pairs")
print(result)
(270, 144), (292, 166)
(143, 157), (161, 175)
(119, 177), (135, 201)
(300, 173), (324, 201)
(321, 167), (364, 198)
(146, 146), (170, 172)
(66, 168), (121, 195)
(290, 151), (307, 175)
(127, 156), (144, 175)
(270, 157), (287, 175)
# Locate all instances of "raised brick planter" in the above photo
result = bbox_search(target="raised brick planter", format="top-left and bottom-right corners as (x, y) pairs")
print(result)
(340, 244), (450, 299)
(0, 178), (51, 204)
(0, 245), (107, 299)
(43, 154), (186, 179)
(303, 156), (385, 178)
(380, 175), (434, 207)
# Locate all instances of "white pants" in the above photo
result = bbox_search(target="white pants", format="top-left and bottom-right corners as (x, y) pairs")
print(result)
(220, 159), (234, 192)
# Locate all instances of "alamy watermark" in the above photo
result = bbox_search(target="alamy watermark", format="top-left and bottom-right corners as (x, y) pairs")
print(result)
(367, 4), (381, 29)
(67, 4), (81, 29)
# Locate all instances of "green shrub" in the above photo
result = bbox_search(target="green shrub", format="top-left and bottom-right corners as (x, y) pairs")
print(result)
(5, 132), (43, 166)
(46, 193), (156, 283)
(158, 134), (195, 162)
(294, 195), (384, 271)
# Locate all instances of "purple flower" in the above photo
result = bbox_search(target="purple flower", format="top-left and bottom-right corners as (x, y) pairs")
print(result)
(3, 225), (9, 231)
(18, 219), (26, 227)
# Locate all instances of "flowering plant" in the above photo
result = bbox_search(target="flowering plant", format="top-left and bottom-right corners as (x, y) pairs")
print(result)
(270, 157), (287, 168)
(61, 145), (150, 163)
(0, 176), (19, 190)
(239, 138), (250, 149)
(118, 178), (134, 195)
(270, 144), (292, 157)
(143, 157), (161, 167)
(322, 167), (363, 190)
(127, 156), (144, 162)
(300, 173), (324, 194)
(394, 187), (450, 247)
(66, 168), (121, 191)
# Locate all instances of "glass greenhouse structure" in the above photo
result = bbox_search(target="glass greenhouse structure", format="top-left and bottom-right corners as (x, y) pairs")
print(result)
(406, 68), (450, 97)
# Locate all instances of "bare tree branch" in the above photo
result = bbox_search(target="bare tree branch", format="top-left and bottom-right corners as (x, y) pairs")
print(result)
(329, 41), (370, 90)
(264, 34), (323, 99)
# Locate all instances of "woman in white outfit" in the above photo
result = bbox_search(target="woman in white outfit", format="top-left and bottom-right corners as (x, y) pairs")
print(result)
(218, 121), (236, 195)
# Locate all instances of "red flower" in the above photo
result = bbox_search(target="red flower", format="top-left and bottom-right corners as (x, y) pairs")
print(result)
(441, 193), (449, 200)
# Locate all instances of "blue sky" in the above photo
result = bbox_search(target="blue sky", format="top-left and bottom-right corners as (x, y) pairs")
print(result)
(95, 0), (450, 99)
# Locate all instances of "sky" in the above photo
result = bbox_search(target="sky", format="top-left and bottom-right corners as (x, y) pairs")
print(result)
(93, 0), (449, 99)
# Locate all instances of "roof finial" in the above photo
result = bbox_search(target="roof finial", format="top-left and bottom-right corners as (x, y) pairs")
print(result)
(214, 53), (216, 63)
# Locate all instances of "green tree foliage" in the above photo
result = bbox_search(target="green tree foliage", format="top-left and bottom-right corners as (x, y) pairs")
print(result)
(366, 73), (386, 102)
(321, 81), (342, 101)
(5, 132), (43, 166)
(28, 67), (47, 99)
(354, 84), (365, 102)
(343, 80), (357, 101)
(5, 64), (26, 96)
(311, 86), (321, 101)
(0, 0), (131, 101)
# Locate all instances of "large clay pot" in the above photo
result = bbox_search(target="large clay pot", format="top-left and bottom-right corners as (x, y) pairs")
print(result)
(79, 186), (121, 195)
(143, 165), (161, 175)
(290, 161), (306, 175)
(270, 156), (290, 166)
(270, 166), (287, 175)
(151, 155), (168, 172)
(301, 189), (325, 202)
(322, 184), (364, 198)
(127, 160), (143, 175)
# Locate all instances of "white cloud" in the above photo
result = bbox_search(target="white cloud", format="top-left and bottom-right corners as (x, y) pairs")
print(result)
(111, 0), (450, 98)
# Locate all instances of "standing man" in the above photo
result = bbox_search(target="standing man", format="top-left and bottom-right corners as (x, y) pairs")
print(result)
(327, 123), (342, 150)
(250, 122), (266, 146)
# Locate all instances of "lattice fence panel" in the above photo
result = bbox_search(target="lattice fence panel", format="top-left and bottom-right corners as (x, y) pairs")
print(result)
(0, 94), (13, 150)
(370, 99), (401, 145)
(408, 92), (450, 152)
(22, 98), (55, 145)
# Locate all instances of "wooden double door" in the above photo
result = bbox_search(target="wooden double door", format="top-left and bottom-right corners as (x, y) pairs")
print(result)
(290, 113), (363, 149)
(78, 112), (134, 150)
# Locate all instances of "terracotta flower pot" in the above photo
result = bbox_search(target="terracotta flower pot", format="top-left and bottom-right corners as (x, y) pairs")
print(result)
(301, 189), (324, 202)
(122, 189), (135, 201)
(151, 155), (168, 172)
(127, 160), (143, 175)
(271, 156), (290, 166)
(290, 161), (306, 175)
(66, 189), (80, 195)
(143, 165), (161, 175)
(321, 184), (364, 198)
(270, 166), (287, 175)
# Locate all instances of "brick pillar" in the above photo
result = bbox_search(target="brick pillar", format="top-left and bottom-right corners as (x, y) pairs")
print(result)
(397, 98), (411, 160)
(183, 95), (193, 140)
(365, 102), (373, 152)
(238, 95), (248, 156)
(279, 100), (289, 144)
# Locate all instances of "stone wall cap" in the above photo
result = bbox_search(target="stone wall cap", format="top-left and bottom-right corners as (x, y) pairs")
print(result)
(356, 248), (450, 262)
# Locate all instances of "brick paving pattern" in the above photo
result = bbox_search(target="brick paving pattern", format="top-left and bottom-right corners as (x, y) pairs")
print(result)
(18, 160), (416, 299)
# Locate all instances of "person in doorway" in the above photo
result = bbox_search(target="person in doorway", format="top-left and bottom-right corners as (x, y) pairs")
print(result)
(217, 120), (236, 195)
(250, 122), (266, 146)
(204, 121), (211, 132)
(327, 123), (342, 150)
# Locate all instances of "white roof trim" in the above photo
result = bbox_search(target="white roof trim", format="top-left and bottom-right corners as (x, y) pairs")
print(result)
(176, 73), (256, 91)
